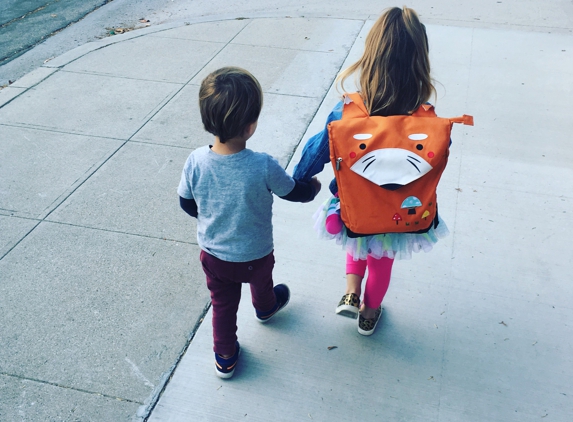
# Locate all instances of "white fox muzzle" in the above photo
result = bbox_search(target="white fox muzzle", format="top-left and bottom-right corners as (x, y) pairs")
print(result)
(350, 148), (433, 191)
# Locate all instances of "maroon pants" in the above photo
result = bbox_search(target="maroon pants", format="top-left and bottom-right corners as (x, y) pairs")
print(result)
(200, 250), (276, 356)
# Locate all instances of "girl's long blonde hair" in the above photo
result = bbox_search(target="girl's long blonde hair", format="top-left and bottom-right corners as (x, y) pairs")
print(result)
(338, 7), (435, 116)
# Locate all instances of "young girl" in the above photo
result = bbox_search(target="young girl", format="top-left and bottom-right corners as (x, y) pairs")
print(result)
(293, 7), (449, 336)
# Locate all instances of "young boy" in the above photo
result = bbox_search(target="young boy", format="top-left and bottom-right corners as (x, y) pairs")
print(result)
(178, 67), (321, 378)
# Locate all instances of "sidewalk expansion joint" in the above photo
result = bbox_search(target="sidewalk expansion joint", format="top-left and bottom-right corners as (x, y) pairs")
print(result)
(59, 69), (186, 85)
(230, 42), (348, 55)
(0, 372), (143, 404)
(284, 19), (367, 169)
(264, 91), (319, 99)
(140, 301), (212, 421)
(0, 122), (128, 141)
(41, 220), (200, 245)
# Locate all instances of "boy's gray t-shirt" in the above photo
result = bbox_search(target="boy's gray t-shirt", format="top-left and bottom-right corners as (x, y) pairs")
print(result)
(178, 146), (295, 262)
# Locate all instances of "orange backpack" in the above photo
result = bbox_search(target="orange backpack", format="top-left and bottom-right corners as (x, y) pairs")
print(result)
(328, 93), (473, 236)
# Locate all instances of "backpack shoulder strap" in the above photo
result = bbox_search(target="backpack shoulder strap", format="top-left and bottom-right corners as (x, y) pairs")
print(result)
(341, 93), (369, 119)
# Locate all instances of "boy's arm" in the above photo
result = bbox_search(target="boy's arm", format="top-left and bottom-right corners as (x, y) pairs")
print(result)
(278, 177), (321, 203)
(179, 196), (198, 217)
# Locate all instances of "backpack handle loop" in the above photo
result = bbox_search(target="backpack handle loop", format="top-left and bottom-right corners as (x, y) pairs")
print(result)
(450, 115), (474, 126)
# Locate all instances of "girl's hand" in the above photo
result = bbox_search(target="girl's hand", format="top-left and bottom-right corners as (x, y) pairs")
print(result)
(310, 176), (322, 198)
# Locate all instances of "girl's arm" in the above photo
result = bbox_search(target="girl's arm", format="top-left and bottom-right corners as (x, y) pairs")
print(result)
(292, 101), (343, 182)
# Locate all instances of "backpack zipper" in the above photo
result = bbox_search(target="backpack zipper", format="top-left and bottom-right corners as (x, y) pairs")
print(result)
(336, 157), (343, 170)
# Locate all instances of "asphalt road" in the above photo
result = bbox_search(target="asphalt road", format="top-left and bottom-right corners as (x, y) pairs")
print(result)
(0, 0), (199, 86)
(0, 0), (112, 68)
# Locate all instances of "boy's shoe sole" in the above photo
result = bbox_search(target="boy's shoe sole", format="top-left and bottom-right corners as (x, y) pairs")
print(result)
(358, 306), (382, 336)
(335, 293), (360, 319)
(215, 341), (240, 379)
(255, 284), (290, 323)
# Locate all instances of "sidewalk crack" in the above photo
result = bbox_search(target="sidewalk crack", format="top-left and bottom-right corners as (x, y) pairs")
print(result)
(0, 372), (143, 404)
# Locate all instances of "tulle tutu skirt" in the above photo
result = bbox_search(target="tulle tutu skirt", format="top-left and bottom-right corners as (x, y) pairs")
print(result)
(313, 195), (449, 261)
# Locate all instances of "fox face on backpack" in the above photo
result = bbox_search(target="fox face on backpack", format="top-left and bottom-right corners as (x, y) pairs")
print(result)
(328, 93), (473, 236)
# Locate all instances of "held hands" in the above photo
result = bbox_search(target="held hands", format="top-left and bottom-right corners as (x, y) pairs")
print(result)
(279, 177), (321, 203)
(304, 176), (321, 202)
(311, 176), (322, 195)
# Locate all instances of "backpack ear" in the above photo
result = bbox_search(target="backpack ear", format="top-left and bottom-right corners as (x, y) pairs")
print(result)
(412, 104), (437, 117)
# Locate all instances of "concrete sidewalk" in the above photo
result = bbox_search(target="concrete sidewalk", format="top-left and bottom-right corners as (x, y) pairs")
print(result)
(1, 9), (572, 422)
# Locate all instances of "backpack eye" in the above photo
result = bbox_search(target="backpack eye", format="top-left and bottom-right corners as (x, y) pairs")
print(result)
(416, 144), (423, 150)
(359, 143), (367, 150)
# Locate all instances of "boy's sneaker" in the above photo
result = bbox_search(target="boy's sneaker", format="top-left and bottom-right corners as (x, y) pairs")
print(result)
(215, 341), (240, 379)
(358, 306), (382, 336)
(255, 284), (290, 323)
(335, 293), (360, 319)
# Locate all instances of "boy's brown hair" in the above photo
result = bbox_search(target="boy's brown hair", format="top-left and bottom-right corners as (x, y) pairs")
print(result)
(199, 67), (263, 143)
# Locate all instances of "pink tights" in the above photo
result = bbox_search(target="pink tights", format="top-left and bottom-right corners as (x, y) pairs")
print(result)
(346, 254), (394, 309)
